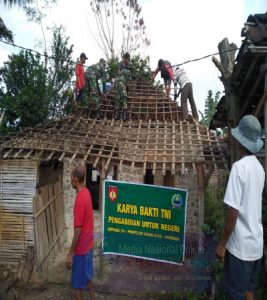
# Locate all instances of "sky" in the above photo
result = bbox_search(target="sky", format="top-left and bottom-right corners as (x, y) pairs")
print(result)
(0, 0), (266, 115)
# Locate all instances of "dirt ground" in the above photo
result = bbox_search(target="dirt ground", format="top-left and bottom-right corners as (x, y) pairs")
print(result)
(0, 253), (210, 300)
(0, 281), (152, 300)
(1, 235), (266, 300)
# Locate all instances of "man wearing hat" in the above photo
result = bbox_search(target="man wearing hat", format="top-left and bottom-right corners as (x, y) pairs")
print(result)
(75, 52), (88, 102)
(216, 115), (265, 300)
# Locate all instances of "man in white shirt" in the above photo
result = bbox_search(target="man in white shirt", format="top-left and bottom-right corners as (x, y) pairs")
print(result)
(216, 115), (264, 300)
(174, 67), (199, 121)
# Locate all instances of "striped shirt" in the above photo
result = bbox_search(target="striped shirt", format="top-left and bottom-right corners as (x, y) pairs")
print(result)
(174, 67), (191, 88)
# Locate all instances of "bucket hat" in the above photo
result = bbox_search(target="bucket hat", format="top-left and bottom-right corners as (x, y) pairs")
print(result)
(231, 114), (263, 154)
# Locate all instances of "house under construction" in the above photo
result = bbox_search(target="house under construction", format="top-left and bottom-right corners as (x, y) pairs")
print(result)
(0, 78), (227, 275)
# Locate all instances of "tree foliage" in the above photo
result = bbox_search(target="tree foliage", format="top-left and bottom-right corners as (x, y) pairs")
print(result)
(202, 90), (220, 127)
(46, 25), (74, 118)
(0, 16), (13, 42)
(0, 0), (32, 43)
(0, 50), (49, 130)
(23, 0), (58, 66)
(130, 55), (151, 80)
(90, 0), (150, 59)
(0, 26), (74, 132)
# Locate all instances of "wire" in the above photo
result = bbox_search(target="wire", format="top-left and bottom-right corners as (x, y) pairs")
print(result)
(171, 47), (240, 68)
(0, 38), (240, 69)
(0, 39), (87, 67)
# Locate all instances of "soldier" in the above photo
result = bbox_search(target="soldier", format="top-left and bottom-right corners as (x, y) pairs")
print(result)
(114, 69), (131, 121)
(85, 58), (107, 119)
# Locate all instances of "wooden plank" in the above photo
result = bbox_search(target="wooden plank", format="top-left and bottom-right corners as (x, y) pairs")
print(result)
(36, 227), (65, 270)
(83, 119), (106, 162)
(206, 128), (218, 171)
(162, 121), (167, 176)
(152, 120), (159, 176)
(105, 121), (123, 171)
(119, 119), (132, 172)
(143, 119), (151, 176)
(171, 120), (176, 175)
(14, 149), (24, 158)
(93, 119), (115, 168)
(34, 189), (63, 219)
(131, 119), (142, 172)
(24, 149), (34, 159)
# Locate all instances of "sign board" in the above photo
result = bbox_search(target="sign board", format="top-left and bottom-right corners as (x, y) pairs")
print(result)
(103, 180), (188, 265)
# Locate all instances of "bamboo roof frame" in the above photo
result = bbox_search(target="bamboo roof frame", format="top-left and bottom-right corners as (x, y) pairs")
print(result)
(0, 79), (228, 175)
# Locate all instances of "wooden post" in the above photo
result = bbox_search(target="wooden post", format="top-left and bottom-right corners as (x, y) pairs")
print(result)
(264, 56), (267, 188)
(99, 159), (106, 213)
(197, 163), (205, 252)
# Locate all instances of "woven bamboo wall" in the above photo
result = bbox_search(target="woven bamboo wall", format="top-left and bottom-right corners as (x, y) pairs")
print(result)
(0, 160), (37, 267)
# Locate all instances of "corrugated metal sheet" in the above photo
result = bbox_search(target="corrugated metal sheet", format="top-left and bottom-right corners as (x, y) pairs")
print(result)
(0, 160), (37, 266)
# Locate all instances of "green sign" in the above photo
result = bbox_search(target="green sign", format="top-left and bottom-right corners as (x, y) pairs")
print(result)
(103, 180), (188, 265)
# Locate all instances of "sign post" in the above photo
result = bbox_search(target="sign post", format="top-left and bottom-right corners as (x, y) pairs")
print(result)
(103, 180), (188, 265)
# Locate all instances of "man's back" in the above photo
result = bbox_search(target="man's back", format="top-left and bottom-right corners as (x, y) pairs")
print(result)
(74, 187), (94, 255)
(174, 68), (190, 88)
(224, 155), (265, 260)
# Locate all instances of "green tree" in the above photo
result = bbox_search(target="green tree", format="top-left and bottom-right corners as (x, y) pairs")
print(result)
(0, 26), (74, 132)
(46, 25), (74, 118)
(0, 16), (13, 42)
(130, 55), (151, 80)
(23, 0), (58, 69)
(90, 0), (150, 59)
(203, 90), (221, 127)
(0, 0), (32, 42)
(0, 50), (49, 131)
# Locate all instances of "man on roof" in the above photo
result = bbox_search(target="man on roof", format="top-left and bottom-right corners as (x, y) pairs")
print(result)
(119, 52), (132, 73)
(174, 67), (199, 121)
(75, 52), (88, 102)
(114, 68), (132, 121)
(152, 59), (174, 98)
(85, 58), (107, 119)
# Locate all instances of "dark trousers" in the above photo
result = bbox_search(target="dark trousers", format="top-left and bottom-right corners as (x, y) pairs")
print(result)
(181, 82), (198, 120)
(76, 88), (84, 102)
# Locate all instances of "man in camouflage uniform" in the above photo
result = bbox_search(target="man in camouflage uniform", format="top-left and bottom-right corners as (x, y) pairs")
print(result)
(114, 69), (131, 121)
(84, 58), (107, 119)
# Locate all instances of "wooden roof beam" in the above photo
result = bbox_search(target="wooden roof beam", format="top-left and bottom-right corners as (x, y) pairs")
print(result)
(242, 69), (265, 113)
(171, 120), (176, 176)
(152, 120), (159, 176)
(105, 121), (123, 171)
(255, 91), (267, 117)
(131, 119), (142, 172)
(119, 120), (132, 172)
(162, 121), (167, 176)
(143, 119), (151, 176)
(58, 152), (66, 162)
(14, 149), (24, 158)
(93, 119), (115, 169)
(83, 119), (106, 162)
(238, 58), (258, 95)
(3, 148), (13, 158)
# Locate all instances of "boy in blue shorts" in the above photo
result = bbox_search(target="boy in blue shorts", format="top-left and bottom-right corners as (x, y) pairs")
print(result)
(66, 164), (94, 300)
